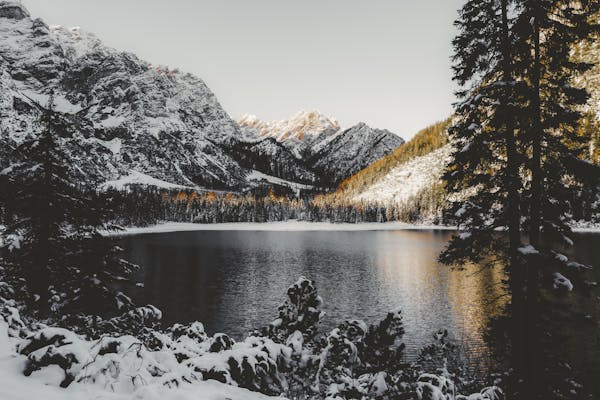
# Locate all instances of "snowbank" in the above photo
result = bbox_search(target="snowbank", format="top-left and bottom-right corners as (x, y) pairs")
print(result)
(106, 220), (600, 237)
(109, 221), (457, 236)
(100, 171), (194, 191)
(0, 320), (282, 400)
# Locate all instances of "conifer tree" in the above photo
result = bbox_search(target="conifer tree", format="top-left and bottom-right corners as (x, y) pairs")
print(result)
(512, 0), (600, 249)
(442, 1), (533, 394)
(511, 4), (599, 396)
(442, 0), (524, 266)
(0, 93), (136, 319)
(446, 1), (600, 397)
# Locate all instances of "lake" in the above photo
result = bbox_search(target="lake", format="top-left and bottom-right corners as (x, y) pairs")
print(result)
(120, 228), (600, 380)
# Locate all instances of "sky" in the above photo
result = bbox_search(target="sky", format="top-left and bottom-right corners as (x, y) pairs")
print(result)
(21, 0), (463, 139)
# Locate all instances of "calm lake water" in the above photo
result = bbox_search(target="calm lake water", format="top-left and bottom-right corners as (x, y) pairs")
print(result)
(120, 229), (600, 378)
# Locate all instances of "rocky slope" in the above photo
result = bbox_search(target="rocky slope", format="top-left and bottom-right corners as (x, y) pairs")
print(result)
(309, 123), (405, 185)
(239, 112), (404, 187)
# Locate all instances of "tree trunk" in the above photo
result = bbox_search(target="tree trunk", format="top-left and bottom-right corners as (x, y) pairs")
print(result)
(530, 4), (542, 248)
(500, 1), (526, 396)
(525, 5), (543, 397)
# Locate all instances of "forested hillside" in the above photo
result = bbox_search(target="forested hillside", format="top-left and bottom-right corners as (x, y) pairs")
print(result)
(335, 119), (450, 197)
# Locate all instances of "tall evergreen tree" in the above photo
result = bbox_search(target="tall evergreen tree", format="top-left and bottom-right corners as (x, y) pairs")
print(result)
(442, 0), (523, 266)
(512, 3), (599, 396)
(446, 0), (600, 397)
(0, 93), (135, 319)
(512, 1), (600, 248)
(442, 0), (533, 395)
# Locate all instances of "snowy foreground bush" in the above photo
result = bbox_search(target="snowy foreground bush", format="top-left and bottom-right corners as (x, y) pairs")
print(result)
(0, 277), (503, 400)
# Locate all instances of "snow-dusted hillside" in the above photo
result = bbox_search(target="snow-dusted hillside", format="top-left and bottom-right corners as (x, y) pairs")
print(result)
(353, 145), (452, 205)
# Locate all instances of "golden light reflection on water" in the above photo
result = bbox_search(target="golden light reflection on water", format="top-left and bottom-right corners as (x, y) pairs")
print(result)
(375, 231), (508, 368)
(447, 261), (508, 370)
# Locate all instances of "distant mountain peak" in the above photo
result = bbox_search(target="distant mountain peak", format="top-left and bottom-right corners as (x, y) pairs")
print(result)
(238, 110), (340, 143)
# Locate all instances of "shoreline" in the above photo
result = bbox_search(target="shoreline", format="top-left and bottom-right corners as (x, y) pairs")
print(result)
(106, 220), (600, 236)
(108, 221), (457, 236)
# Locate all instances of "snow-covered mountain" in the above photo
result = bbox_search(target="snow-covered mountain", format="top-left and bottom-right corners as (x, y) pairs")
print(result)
(239, 112), (404, 186)
(0, 0), (251, 190)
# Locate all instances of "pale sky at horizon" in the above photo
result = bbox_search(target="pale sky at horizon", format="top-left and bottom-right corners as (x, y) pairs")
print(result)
(21, 0), (463, 139)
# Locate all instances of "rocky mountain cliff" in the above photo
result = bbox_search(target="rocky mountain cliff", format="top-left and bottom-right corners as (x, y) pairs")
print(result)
(309, 123), (405, 185)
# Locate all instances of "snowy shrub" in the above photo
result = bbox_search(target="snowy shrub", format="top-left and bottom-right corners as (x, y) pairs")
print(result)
(0, 302), (27, 338)
(307, 314), (411, 399)
(208, 332), (235, 352)
(168, 321), (208, 342)
(184, 334), (292, 395)
(77, 335), (193, 393)
(416, 374), (456, 400)
(262, 276), (325, 342)
(19, 327), (91, 387)
(361, 310), (406, 374)
(416, 329), (463, 379)
(63, 304), (163, 339)
(455, 386), (504, 400)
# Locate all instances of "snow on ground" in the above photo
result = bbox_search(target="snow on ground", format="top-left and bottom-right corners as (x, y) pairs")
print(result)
(353, 145), (452, 205)
(246, 170), (314, 191)
(109, 221), (457, 236)
(100, 171), (194, 191)
(108, 221), (600, 236)
(95, 137), (122, 154)
(18, 89), (83, 114)
(0, 321), (283, 400)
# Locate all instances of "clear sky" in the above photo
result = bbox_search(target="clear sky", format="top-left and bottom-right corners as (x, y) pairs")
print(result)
(21, 0), (463, 139)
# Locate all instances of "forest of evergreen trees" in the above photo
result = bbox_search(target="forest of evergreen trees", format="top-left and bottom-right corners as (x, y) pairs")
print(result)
(105, 184), (450, 227)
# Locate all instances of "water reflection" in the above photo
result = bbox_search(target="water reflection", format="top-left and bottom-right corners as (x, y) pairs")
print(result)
(121, 229), (511, 368)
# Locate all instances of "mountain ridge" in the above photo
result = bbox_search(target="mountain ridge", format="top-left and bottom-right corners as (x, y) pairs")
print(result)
(0, 0), (404, 193)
